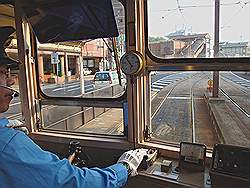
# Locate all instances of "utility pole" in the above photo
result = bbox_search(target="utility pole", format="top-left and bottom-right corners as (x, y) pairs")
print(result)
(213, 0), (220, 97)
(79, 41), (89, 95)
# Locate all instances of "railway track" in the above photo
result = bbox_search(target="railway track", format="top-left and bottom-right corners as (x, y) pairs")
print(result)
(152, 73), (196, 142)
(151, 72), (217, 145)
(220, 75), (249, 118)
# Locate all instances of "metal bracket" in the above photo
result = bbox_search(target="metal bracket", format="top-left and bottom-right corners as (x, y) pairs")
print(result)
(144, 125), (152, 140)
(34, 99), (42, 130)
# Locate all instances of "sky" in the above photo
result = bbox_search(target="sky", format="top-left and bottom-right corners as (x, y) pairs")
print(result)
(148, 0), (250, 42)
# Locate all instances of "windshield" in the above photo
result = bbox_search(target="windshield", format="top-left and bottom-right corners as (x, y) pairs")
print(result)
(94, 73), (110, 81)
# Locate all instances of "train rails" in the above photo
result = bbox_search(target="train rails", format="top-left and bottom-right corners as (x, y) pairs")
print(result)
(151, 72), (218, 147)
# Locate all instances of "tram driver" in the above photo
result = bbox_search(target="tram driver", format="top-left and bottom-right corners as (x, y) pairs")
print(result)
(0, 26), (143, 188)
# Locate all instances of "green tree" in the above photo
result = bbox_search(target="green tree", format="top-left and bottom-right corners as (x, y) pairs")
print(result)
(148, 36), (167, 43)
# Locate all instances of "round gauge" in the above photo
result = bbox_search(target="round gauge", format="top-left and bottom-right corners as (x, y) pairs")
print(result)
(120, 51), (144, 75)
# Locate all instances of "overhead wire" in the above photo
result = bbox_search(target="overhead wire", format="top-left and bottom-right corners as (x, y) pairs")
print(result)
(176, 0), (188, 27)
(221, 1), (250, 30)
(155, 0), (250, 32)
(155, 1), (250, 12)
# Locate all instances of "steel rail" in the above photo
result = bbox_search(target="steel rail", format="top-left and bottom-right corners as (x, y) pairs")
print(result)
(190, 73), (209, 143)
(220, 88), (250, 118)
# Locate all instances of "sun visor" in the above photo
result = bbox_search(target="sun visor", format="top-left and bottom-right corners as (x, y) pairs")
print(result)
(20, 0), (119, 43)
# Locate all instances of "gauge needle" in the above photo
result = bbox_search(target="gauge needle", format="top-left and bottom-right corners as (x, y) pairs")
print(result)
(125, 57), (132, 68)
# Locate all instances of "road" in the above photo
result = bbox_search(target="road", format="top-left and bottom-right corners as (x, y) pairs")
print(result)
(42, 79), (94, 97)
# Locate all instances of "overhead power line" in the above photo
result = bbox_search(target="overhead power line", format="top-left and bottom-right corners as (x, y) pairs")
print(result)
(155, 1), (250, 12)
(176, 0), (188, 26)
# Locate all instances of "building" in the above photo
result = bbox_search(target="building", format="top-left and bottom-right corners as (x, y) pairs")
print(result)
(219, 42), (250, 57)
(149, 33), (211, 58)
(6, 39), (107, 84)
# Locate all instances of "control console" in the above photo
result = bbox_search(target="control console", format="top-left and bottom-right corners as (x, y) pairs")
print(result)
(210, 144), (250, 188)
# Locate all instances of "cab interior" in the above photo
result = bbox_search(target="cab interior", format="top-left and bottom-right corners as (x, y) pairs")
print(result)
(0, 0), (249, 188)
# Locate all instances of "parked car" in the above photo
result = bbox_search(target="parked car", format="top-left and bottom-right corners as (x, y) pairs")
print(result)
(93, 71), (126, 89)
(83, 68), (92, 75)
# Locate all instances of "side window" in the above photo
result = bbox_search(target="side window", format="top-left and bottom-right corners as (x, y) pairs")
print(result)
(34, 0), (126, 99)
(27, 0), (128, 136)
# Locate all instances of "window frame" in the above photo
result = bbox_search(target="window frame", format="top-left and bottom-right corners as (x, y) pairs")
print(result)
(29, 0), (128, 108)
(144, 0), (250, 71)
(33, 38), (127, 108)
(139, 0), (250, 154)
(13, 0), (135, 151)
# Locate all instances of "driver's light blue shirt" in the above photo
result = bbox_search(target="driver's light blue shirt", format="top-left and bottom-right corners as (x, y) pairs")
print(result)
(0, 118), (128, 188)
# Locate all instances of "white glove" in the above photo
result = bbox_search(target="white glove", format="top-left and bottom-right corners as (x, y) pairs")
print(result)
(117, 148), (148, 176)
(7, 119), (29, 135)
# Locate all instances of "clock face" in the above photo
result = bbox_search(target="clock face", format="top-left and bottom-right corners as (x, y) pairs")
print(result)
(120, 51), (143, 75)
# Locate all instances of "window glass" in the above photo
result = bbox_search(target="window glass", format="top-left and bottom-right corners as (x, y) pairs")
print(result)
(150, 71), (250, 148)
(36, 0), (126, 136)
(220, 0), (250, 57)
(94, 72), (110, 81)
(41, 105), (125, 136)
(38, 0), (126, 98)
(148, 0), (213, 59)
(148, 0), (250, 59)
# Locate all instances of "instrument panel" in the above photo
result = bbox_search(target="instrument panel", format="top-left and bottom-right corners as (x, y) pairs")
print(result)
(211, 144), (250, 179)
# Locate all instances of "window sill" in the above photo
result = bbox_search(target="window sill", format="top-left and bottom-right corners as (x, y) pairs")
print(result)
(29, 131), (132, 150)
(137, 141), (212, 164)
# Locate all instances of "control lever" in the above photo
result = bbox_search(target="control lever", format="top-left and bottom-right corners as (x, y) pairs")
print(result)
(138, 148), (158, 170)
(68, 140), (85, 166)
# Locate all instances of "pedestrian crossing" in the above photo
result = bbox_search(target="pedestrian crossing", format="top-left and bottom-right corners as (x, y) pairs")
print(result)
(151, 72), (192, 92)
(221, 72), (250, 89)
(42, 80), (94, 96)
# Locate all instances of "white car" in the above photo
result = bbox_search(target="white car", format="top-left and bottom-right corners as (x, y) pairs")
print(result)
(94, 71), (126, 89)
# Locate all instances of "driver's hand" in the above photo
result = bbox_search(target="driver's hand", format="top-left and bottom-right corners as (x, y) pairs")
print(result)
(117, 148), (148, 176)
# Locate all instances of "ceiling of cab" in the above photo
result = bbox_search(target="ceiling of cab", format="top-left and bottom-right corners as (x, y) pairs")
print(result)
(0, 4), (15, 28)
